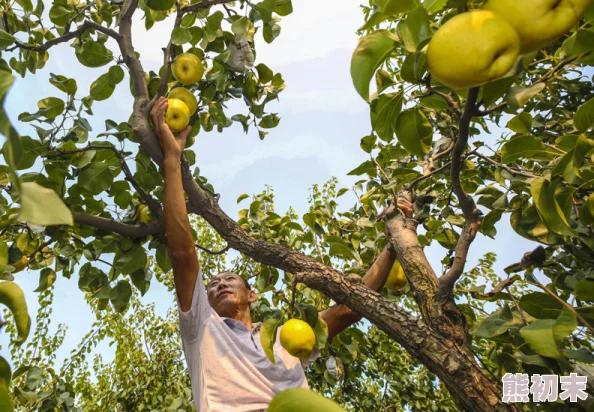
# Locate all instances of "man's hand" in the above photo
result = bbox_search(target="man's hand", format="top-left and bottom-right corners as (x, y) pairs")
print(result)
(150, 96), (192, 160)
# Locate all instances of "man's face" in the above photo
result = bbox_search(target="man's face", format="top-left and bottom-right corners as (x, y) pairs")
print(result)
(207, 272), (254, 317)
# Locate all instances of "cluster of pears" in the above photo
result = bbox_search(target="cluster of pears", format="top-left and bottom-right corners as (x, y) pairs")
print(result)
(164, 53), (204, 135)
(427, 0), (592, 89)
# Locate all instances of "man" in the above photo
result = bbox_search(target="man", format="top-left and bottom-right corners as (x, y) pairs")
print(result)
(151, 97), (398, 411)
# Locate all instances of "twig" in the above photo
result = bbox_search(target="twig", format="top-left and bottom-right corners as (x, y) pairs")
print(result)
(531, 280), (594, 335)
(43, 144), (162, 218)
(424, 76), (461, 117)
(407, 161), (451, 188)
(195, 244), (230, 255)
(438, 87), (481, 299)
(473, 152), (539, 179)
(7, 20), (121, 52)
(473, 56), (579, 116)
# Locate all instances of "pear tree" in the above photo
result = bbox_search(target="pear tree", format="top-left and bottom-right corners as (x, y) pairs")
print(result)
(0, 0), (594, 411)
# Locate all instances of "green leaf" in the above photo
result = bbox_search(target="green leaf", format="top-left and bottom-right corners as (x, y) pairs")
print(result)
(17, 182), (73, 226)
(130, 269), (151, 296)
(171, 26), (192, 46)
(382, 0), (419, 15)
(49, 73), (77, 95)
(76, 42), (113, 68)
(255, 0), (276, 22)
(422, 0), (447, 12)
(285, 222), (304, 231)
(579, 193), (594, 226)
(108, 65), (124, 84)
(90, 73), (115, 101)
(500, 135), (554, 164)
(145, 0), (175, 11)
(109, 280), (132, 313)
(553, 306), (577, 344)
(37, 97), (64, 119)
(397, 7), (431, 53)
(15, 0), (33, 11)
(471, 305), (513, 338)
(347, 160), (377, 177)
(394, 108), (433, 156)
(237, 194), (250, 204)
(507, 113), (533, 134)
(116, 244), (147, 275)
(370, 92), (402, 142)
(520, 319), (560, 359)
(78, 162), (114, 195)
(260, 317), (281, 365)
(328, 243), (357, 261)
(350, 30), (399, 101)
(574, 96), (594, 133)
(505, 83), (545, 110)
(156, 243), (172, 273)
(530, 178), (576, 236)
(574, 279), (594, 302)
(0, 30), (15, 51)
(49, 4), (73, 27)
(33, 268), (56, 292)
(360, 134), (377, 153)
(400, 52), (427, 84)
(275, 0), (293, 16)
(259, 114), (280, 128)
(0, 241), (7, 275)
(313, 318), (329, 350)
(519, 292), (564, 319)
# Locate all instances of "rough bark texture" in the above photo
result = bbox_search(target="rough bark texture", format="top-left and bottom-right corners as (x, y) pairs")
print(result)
(67, 2), (518, 410)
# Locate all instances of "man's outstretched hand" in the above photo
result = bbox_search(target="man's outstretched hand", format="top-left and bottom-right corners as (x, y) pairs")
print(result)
(150, 96), (192, 161)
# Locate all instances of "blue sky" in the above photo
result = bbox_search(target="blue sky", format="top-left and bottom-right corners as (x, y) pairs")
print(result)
(1, 0), (537, 374)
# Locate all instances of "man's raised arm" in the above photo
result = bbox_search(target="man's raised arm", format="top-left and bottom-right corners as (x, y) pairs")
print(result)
(151, 97), (200, 313)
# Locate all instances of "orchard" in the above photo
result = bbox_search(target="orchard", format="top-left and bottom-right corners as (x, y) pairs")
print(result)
(0, 0), (594, 411)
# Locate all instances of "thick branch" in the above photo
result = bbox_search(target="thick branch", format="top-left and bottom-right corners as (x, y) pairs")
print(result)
(7, 20), (121, 52)
(294, 271), (513, 412)
(438, 87), (481, 299)
(118, 0), (148, 100)
(72, 212), (164, 238)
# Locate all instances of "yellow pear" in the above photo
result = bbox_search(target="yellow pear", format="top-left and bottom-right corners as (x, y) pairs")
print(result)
(269, 388), (347, 412)
(168, 87), (198, 115)
(171, 53), (204, 85)
(485, 0), (593, 53)
(279, 319), (316, 359)
(165, 98), (190, 132)
(385, 260), (407, 290)
(10, 255), (28, 273)
(426, 10), (520, 89)
(135, 204), (152, 223)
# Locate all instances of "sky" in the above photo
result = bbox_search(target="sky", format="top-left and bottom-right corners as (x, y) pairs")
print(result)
(0, 0), (538, 376)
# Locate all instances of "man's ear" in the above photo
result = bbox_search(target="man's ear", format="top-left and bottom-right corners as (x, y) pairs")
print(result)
(248, 290), (258, 303)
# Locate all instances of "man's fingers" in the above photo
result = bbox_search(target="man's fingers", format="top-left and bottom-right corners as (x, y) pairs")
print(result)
(178, 125), (192, 142)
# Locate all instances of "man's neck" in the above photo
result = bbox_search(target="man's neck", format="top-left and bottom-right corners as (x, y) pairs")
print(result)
(221, 309), (253, 331)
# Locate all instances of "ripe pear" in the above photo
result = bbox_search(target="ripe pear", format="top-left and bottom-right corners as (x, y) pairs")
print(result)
(135, 204), (152, 223)
(385, 260), (407, 290)
(269, 388), (346, 412)
(168, 87), (198, 115)
(484, 0), (593, 53)
(279, 319), (316, 359)
(171, 53), (204, 85)
(426, 10), (520, 89)
(165, 98), (191, 132)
